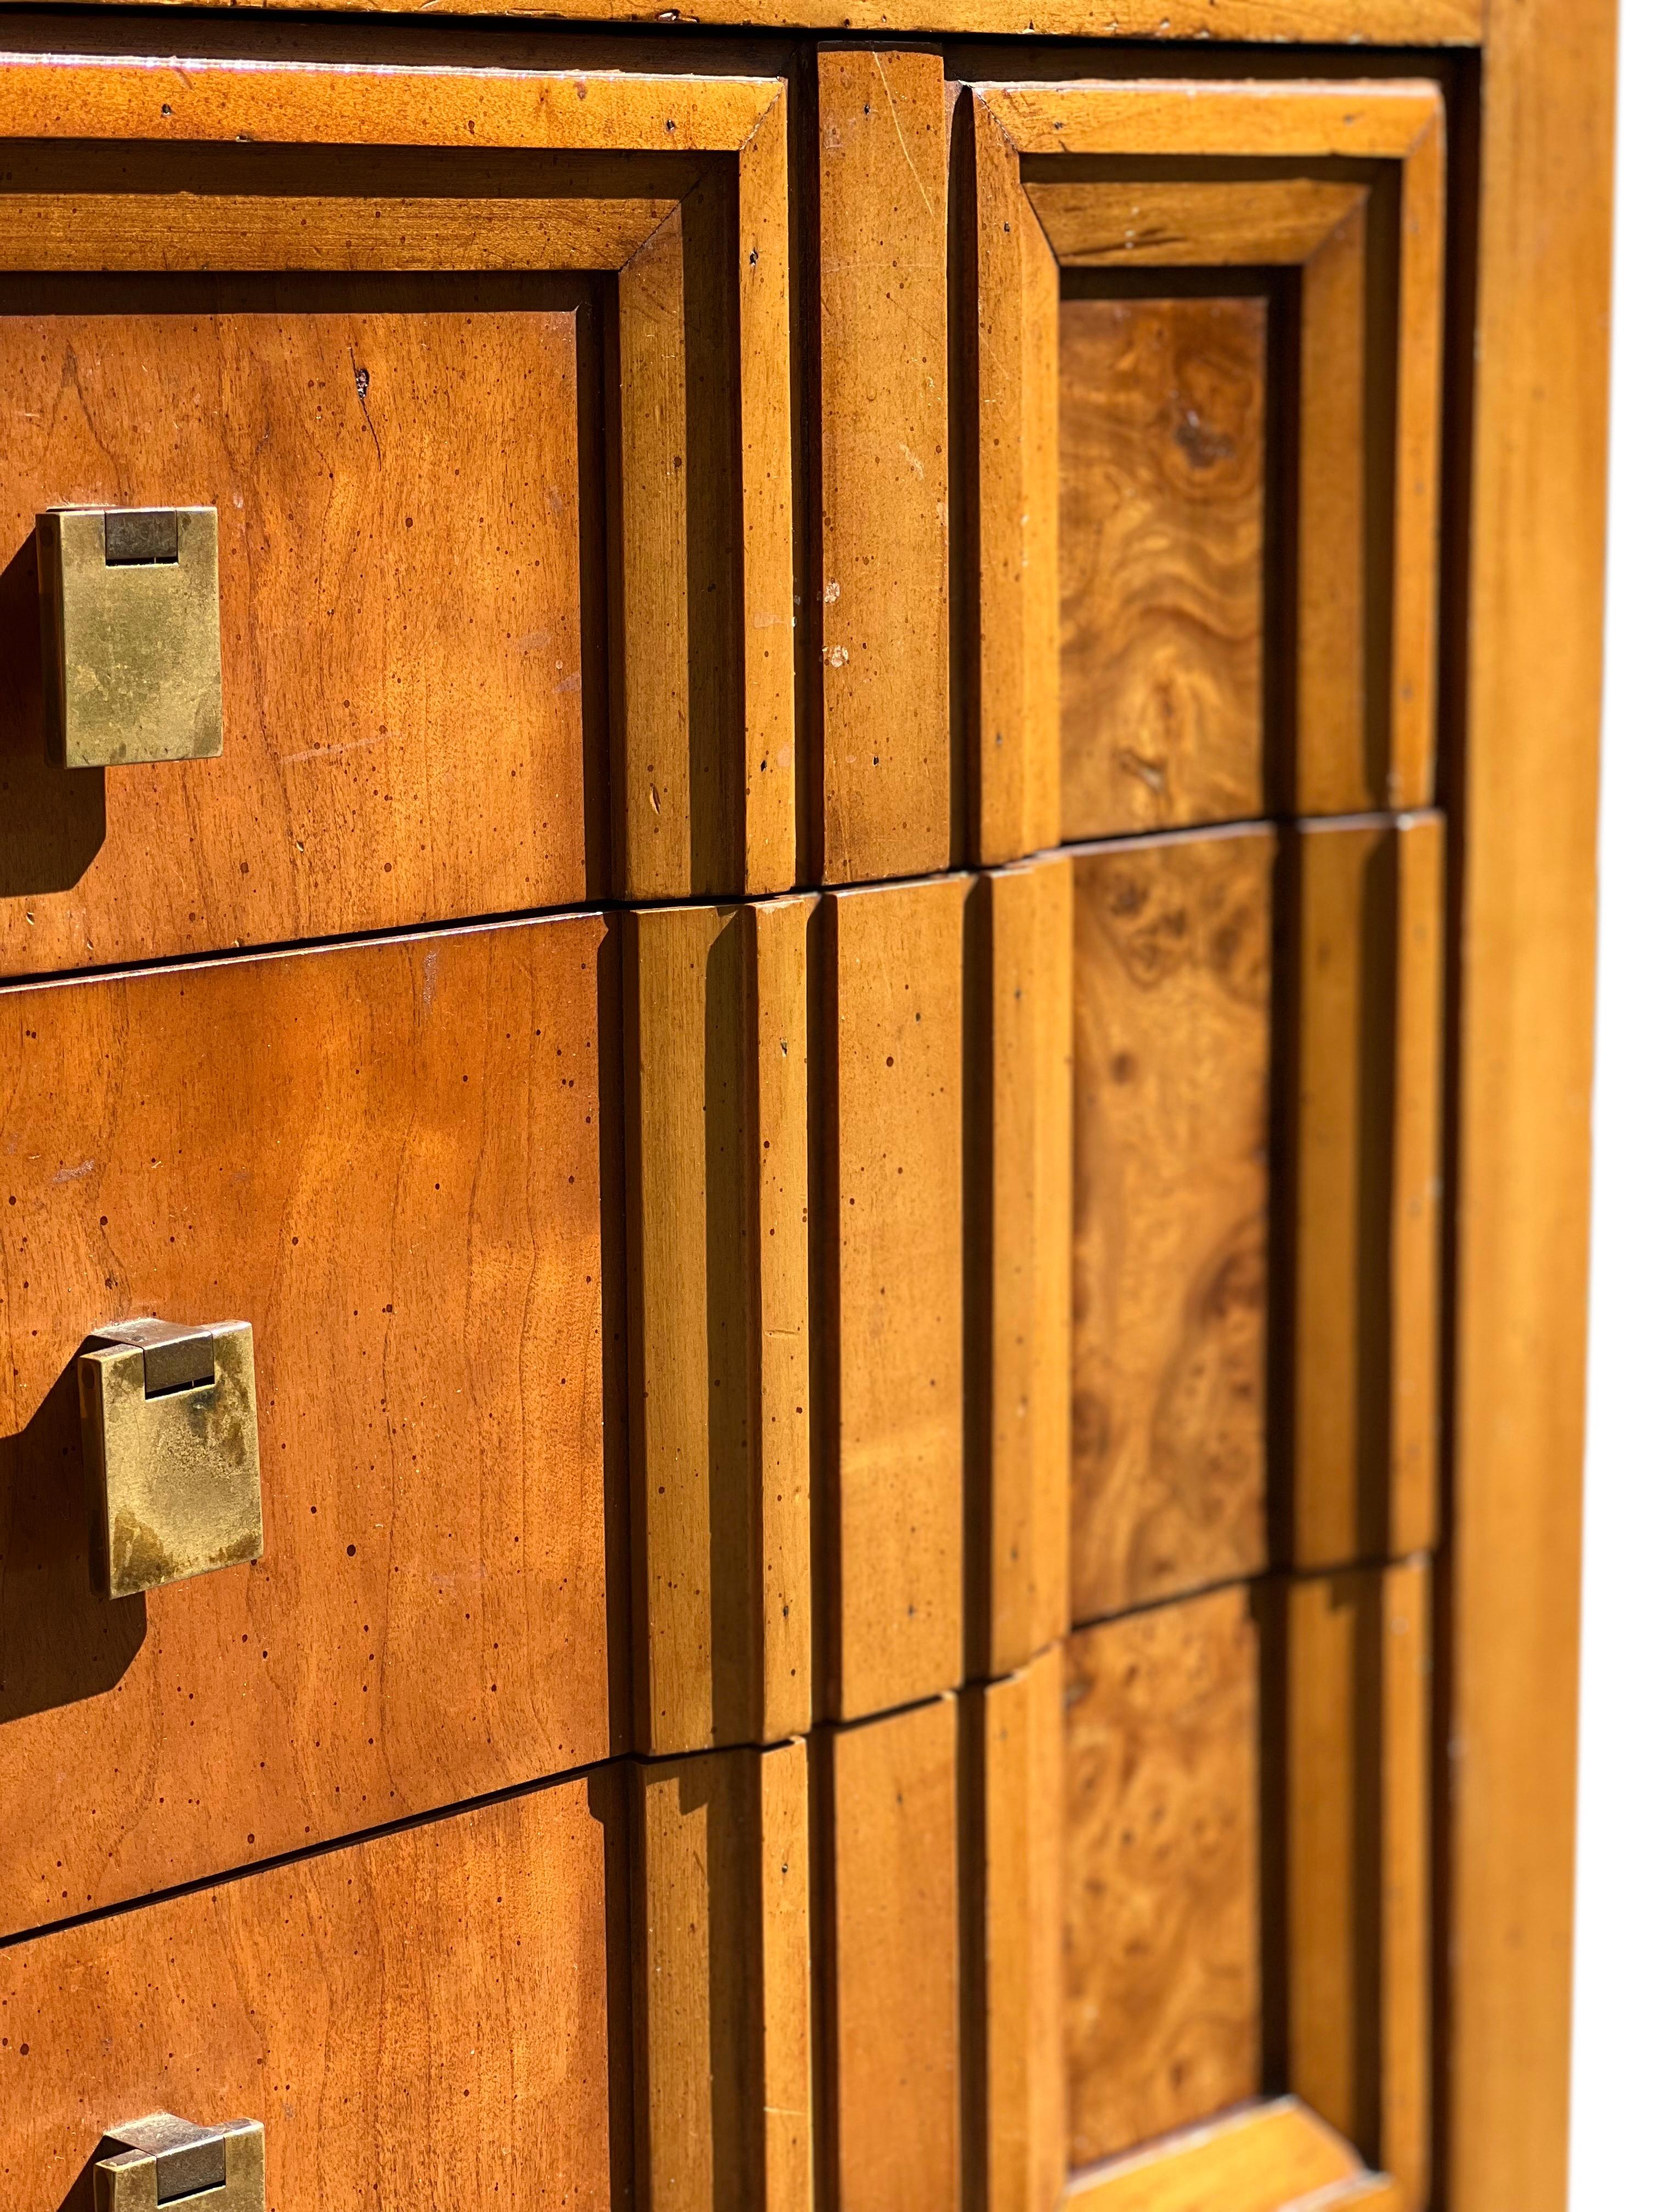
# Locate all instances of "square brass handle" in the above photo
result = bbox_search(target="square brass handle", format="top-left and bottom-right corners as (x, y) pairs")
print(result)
(95, 2114), (264, 2212)
(78, 1319), (263, 1599)
(37, 506), (223, 769)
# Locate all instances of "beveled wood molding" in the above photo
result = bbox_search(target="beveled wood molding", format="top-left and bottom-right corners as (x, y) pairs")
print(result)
(23, 0), (1486, 37)
(970, 75), (1446, 857)
(0, 53), (798, 930)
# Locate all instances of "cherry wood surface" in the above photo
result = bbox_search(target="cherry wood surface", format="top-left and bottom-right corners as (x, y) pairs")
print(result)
(0, 286), (603, 973)
(815, 48), (953, 884)
(631, 1740), (811, 2212)
(624, 898), (812, 1755)
(815, 1694), (960, 2212)
(0, 915), (619, 1938)
(818, 875), (968, 1720)
(0, 1771), (626, 2212)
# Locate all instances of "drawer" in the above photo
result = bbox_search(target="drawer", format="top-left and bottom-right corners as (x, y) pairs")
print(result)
(0, 53), (796, 975)
(0, 1770), (626, 2211)
(0, 912), (620, 1937)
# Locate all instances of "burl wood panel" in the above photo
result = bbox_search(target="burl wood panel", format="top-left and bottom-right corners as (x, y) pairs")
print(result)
(0, 280), (605, 976)
(1065, 1584), (1261, 2168)
(820, 876), (968, 1719)
(1060, 296), (1267, 841)
(631, 1740), (810, 2212)
(625, 898), (811, 1754)
(1071, 828), (1273, 1623)
(0, 1771), (626, 2211)
(0, 915), (617, 1938)
(817, 1695), (960, 2212)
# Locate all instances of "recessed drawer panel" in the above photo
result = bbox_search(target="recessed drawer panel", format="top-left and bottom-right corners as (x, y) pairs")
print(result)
(0, 1770), (627, 2211)
(1, 272), (604, 974)
(0, 912), (620, 1938)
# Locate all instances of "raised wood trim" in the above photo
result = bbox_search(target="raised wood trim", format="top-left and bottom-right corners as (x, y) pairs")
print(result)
(1445, 3), (1615, 2207)
(1063, 2095), (1367, 2212)
(972, 77), (1444, 840)
(623, 898), (813, 1755)
(25, 0), (1485, 35)
(0, 53), (782, 149)
(815, 47), (955, 884)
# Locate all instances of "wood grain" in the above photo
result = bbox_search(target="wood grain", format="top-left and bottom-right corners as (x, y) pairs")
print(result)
(1059, 296), (1268, 839)
(0, 56), (781, 155)
(1291, 815), (1443, 1569)
(962, 1648), (1065, 2212)
(1070, 829), (1273, 1623)
(1064, 2096), (1363, 2212)
(21, 0), (1484, 31)
(1295, 200), (1369, 815)
(979, 83), (1446, 165)
(611, 131), (798, 902)
(817, 1694), (960, 2212)
(816, 48), (953, 883)
(820, 876), (967, 1719)
(0, 1770), (626, 2211)
(0, 283), (606, 974)
(631, 1739), (810, 2212)
(1027, 179), (1368, 269)
(973, 857), (1071, 1679)
(973, 95), (1060, 866)
(1449, 8), (1615, 2203)
(0, 916), (618, 1938)
(624, 899), (811, 1755)
(1282, 1562), (1430, 2208)
(1065, 1584), (1261, 2166)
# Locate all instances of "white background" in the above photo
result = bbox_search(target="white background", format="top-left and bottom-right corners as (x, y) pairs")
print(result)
(1568, 6), (1659, 2199)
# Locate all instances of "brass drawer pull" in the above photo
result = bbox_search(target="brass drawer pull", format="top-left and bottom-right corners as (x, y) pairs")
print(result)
(78, 1319), (263, 1600)
(95, 2114), (264, 2212)
(37, 506), (223, 769)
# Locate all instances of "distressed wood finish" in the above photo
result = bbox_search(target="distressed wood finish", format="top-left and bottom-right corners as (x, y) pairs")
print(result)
(1065, 2097), (1366, 2212)
(819, 874), (967, 1719)
(0, 916), (617, 1938)
(631, 1740), (811, 2212)
(816, 48), (954, 883)
(1058, 295), (1268, 839)
(625, 898), (812, 1755)
(816, 1694), (960, 2212)
(1282, 1561), (1431, 2209)
(1293, 816), (1444, 1570)
(963, 1648), (1065, 2212)
(1070, 828), (1273, 1624)
(1448, 5), (1616, 2204)
(1065, 1584), (1260, 2167)
(0, 1773), (626, 2210)
(973, 857), (1072, 1678)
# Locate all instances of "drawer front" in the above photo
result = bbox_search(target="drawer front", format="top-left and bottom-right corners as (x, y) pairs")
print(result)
(1, 271), (605, 971)
(0, 913), (619, 1937)
(0, 1771), (626, 2211)
(0, 58), (797, 970)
